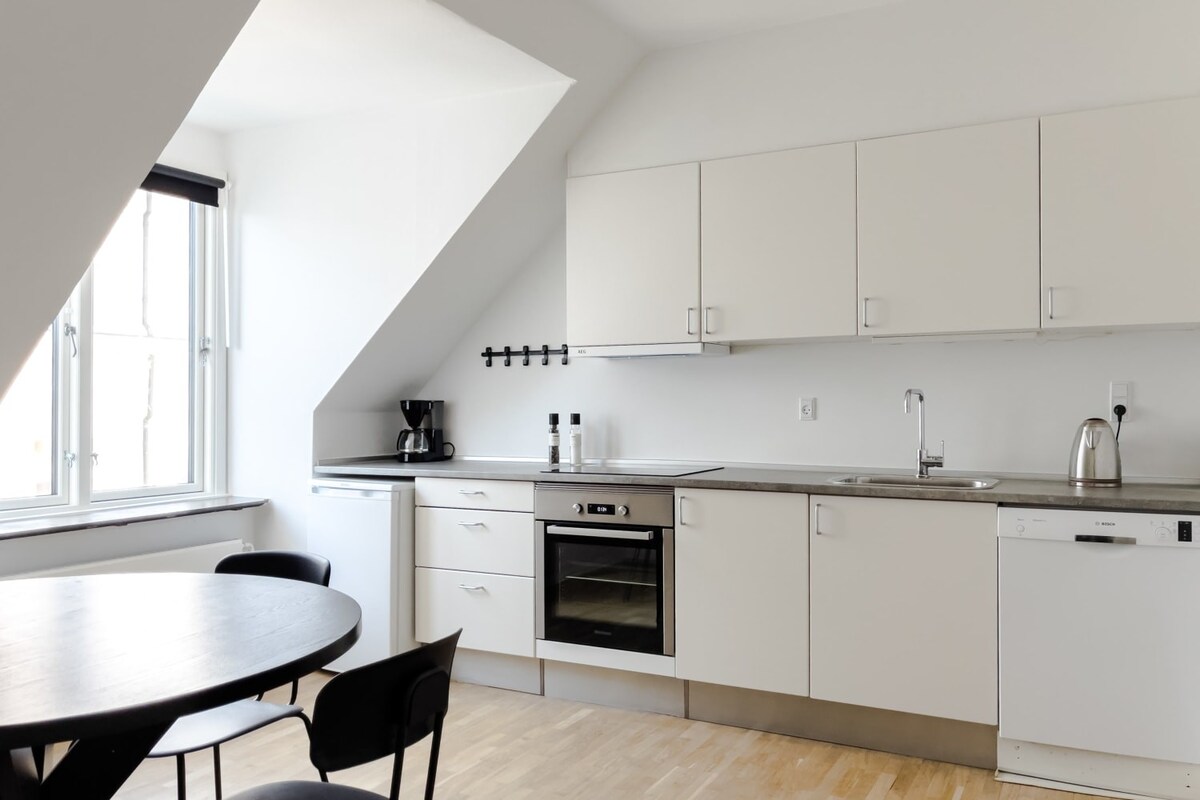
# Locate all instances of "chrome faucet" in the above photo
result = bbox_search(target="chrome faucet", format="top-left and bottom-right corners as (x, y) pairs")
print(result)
(903, 389), (945, 478)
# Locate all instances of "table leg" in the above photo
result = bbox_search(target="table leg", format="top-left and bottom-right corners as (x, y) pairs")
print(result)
(0, 748), (41, 799)
(31, 721), (170, 800)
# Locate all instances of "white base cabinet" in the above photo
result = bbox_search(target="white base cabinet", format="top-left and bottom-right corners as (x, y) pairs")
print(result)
(414, 478), (535, 658)
(674, 488), (809, 697)
(809, 495), (997, 724)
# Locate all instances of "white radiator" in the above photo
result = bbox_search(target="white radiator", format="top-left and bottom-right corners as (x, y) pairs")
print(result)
(10, 539), (247, 579)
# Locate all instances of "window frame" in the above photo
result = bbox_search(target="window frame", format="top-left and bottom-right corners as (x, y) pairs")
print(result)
(0, 179), (225, 518)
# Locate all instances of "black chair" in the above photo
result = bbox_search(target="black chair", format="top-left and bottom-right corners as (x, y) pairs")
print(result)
(227, 629), (462, 800)
(149, 550), (333, 800)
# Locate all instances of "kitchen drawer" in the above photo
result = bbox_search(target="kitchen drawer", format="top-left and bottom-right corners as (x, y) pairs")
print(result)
(415, 478), (534, 512)
(416, 507), (534, 577)
(415, 567), (534, 657)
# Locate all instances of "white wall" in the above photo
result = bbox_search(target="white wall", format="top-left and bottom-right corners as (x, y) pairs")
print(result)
(226, 84), (567, 549)
(0, 0), (257, 399)
(423, 234), (1200, 478)
(569, 0), (1200, 176)
(159, 123), (228, 180)
(419, 0), (1200, 481)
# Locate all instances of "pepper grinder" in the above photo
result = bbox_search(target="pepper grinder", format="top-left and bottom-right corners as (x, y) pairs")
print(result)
(568, 413), (582, 467)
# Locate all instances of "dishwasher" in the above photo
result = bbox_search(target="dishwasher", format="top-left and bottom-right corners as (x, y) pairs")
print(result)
(998, 506), (1200, 800)
(308, 478), (416, 671)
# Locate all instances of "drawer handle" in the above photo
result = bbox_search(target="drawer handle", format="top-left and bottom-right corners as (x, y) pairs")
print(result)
(457, 521), (485, 528)
(458, 584), (487, 592)
(457, 489), (485, 496)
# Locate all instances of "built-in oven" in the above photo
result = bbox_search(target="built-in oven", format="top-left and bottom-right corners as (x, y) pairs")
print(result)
(535, 483), (674, 656)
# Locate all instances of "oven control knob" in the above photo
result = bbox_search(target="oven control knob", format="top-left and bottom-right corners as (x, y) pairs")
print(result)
(572, 503), (583, 514)
(617, 505), (629, 517)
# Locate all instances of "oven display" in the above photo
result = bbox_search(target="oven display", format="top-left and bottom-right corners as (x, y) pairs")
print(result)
(587, 503), (616, 515)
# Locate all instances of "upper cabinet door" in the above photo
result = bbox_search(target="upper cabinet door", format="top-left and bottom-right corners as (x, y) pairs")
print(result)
(857, 119), (1041, 336)
(1042, 97), (1200, 329)
(566, 164), (700, 347)
(701, 144), (857, 342)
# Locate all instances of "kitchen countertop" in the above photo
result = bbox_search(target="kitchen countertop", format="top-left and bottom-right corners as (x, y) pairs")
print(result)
(314, 457), (1200, 514)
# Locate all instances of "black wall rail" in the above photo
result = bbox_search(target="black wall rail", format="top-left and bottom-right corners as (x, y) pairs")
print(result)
(481, 344), (569, 367)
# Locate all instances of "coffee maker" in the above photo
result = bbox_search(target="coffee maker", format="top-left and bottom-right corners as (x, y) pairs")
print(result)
(395, 400), (452, 463)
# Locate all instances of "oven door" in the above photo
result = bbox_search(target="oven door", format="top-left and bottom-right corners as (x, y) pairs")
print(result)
(537, 523), (673, 656)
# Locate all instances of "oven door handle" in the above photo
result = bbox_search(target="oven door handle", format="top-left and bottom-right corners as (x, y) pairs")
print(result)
(545, 524), (654, 542)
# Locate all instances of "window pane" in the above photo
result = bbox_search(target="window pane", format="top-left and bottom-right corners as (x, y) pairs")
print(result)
(0, 327), (56, 501)
(91, 190), (195, 493)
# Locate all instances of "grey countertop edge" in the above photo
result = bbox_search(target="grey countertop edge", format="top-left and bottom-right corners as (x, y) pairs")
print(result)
(0, 496), (268, 542)
(313, 458), (1200, 514)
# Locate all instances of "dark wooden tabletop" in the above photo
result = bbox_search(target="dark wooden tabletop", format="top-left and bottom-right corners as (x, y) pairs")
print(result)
(0, 572), (361, 749)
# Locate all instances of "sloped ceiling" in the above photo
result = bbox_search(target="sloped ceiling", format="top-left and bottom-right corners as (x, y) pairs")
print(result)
(0, 0), (259, 399)
(315, 0), (645, 414)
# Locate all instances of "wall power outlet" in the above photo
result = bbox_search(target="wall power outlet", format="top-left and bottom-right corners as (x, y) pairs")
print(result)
(799, 397), (816, 421)
(1109, 381), (1130, 423)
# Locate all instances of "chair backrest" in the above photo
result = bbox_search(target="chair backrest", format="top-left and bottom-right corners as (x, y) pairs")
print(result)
(307, 629), (462, 775)
(215, 550), (332, 587)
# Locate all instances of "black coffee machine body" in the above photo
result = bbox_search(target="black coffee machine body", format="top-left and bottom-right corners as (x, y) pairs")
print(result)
(396, 400), (453, 462)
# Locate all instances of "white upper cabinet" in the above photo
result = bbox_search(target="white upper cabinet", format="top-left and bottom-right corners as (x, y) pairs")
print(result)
(857, 118), (1041, 336)
(1041, 97), (1200, 329)
(700, 144), (858, 341)
(566, 164), (700, 347)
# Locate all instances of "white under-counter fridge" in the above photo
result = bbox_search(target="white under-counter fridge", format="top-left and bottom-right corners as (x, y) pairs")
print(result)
(308, 477), (416, 671)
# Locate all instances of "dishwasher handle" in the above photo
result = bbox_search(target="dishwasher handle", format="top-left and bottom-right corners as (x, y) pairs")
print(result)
(1075, 534), (1137, 545)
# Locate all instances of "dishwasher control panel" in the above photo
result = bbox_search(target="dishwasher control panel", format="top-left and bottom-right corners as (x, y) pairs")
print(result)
(998, 507), (1200, 547)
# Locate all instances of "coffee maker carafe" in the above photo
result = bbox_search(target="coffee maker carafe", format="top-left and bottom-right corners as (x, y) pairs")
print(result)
(395, 400), (452, 463)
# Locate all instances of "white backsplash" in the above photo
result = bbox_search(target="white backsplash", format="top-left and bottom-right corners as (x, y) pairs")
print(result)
(419, 231), (1200, 481)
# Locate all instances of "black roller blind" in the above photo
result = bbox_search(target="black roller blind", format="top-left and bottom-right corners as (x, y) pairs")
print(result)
(141, 164), (225, 207)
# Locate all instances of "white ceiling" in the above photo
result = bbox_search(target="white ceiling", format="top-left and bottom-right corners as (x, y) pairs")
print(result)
(579, 0), (905, 48)
(186, 0), (565, 133)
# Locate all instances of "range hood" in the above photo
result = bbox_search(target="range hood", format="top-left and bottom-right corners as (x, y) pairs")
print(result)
(570, 343), (730, 358)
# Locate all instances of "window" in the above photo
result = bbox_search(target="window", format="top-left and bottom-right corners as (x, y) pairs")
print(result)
(0, 165), (225, 514)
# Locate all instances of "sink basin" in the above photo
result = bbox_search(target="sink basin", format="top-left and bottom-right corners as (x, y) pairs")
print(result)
(830, 475), (998, 490)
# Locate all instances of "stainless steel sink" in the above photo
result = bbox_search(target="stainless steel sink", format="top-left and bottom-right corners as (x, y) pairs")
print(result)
(830, 475), (999, 490)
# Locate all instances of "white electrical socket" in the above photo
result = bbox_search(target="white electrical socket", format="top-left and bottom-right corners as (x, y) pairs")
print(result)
(799, 397), (816, 421)
(1109, 381), (1130, 423)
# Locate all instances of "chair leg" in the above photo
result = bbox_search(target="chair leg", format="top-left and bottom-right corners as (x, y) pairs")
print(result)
(213, 743), (222, 799)
(424, 715), (445, 800)
(175, 754), (186, 800)
(388, 746), (405, 800)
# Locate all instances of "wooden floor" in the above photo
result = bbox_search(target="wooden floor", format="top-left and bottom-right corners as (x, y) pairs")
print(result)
(113, 673), (1090, 800)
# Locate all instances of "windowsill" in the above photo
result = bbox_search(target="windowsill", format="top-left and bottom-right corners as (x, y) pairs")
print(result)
(0, 496), (267, 542)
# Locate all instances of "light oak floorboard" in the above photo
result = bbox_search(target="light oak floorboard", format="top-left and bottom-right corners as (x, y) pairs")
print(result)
(111, 673), (1087, 800)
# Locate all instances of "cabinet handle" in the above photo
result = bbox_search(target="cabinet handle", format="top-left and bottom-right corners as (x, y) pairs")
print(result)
(704, 307), (714, 335)
(686, 307), (696, 336)
(678, 495), (687, 527)
(457, 489), (485, 496)
(1047, 286), (1056, 320)
(861, 297), (871, 329)
(457, 521), (485, 528)
(814, 503), (824, 535)
(458, 584), (486, 592)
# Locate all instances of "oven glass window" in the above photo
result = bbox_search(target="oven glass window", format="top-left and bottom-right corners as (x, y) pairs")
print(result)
(545, 534), (662, 654)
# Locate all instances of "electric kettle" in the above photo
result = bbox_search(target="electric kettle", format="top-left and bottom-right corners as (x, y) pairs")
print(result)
(1067, 418), (1122, 487)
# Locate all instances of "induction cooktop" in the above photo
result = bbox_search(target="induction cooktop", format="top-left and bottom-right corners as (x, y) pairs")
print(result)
(540, 464), (723, 478)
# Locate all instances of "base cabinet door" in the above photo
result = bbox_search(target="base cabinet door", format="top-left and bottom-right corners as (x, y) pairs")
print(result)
(674, 488), (809, 696)
(809, 496), (997, 724)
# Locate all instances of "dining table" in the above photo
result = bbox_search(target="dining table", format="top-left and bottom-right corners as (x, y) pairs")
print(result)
(0, 571), (361, 800)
